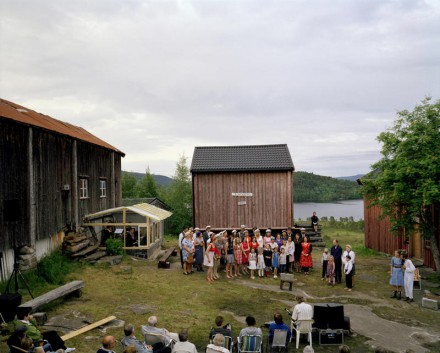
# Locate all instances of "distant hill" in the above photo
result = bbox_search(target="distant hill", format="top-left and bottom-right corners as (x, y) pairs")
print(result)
(123, 170), (362, 202)
(336, 174), (365, 182)
(294, 171), (362, 202)
(124, 171), (172, 187)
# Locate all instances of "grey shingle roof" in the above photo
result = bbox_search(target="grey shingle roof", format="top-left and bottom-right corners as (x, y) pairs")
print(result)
(191, 144), (295, 173)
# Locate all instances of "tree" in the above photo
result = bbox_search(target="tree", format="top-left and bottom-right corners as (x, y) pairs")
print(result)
(362, 98), (440, 272)
(121, 171), (138, 198)
(135, 168), (158, 198)
(160, 155), (193, 234)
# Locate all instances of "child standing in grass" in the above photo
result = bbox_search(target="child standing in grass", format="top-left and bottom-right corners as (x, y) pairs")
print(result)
(321, 248), (330, 280)
(272, 247), (279, 278)
(248, 248), (257, 279)
(279, 247), (287, 274)
(263, 243), (273, 277)
(257, 248), (265, 277)
(327, 255), (336, 286)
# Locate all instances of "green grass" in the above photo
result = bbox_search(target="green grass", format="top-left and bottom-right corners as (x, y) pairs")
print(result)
(1, 223), (439, 353)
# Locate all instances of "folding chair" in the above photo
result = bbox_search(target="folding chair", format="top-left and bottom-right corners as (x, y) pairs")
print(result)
(209, 335), (234, 352)
(267, 329), (288, 353)
(237, 335), (262, 353)
(143, 332), (175, 349)
(292, 319), (314, 349)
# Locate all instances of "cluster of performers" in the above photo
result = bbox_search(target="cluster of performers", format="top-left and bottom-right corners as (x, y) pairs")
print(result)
(178, 225), (317, 283)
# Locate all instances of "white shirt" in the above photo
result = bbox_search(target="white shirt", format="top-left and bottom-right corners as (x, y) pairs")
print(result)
(344, 261), (353, 275)
(342, 250), (355, 265)
(173, 341), (198, 353)
(178, 232), (185, 250)
(286, 241), (295, 256)
(404, 259), (415, 273)
(291, 302), (313, 322)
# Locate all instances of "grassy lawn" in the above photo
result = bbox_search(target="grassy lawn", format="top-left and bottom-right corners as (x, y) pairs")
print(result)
(1, 222), (439, 353)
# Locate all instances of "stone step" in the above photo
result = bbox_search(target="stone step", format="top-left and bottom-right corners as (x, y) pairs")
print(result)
(95, 255), (123, 266)
(82, 250), (107, 262)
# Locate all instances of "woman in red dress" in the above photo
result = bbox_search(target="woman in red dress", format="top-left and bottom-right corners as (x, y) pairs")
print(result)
(300, 236), (313, 275)
(241, 235), (250, 275)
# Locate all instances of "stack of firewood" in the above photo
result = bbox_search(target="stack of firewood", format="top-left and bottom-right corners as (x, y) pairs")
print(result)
(62, 230), (92, 254)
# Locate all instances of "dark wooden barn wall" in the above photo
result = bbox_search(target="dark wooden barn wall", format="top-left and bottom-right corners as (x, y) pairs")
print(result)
(0, 120), (29, 249)
(1, 119), (123, 251)
(193, 171), (293, 229)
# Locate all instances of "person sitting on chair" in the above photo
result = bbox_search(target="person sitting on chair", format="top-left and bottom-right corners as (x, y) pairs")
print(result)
(291, 297), (313, 325)
(209, 316), (232, 340)
(206, 334), (230, 353)
(122, 324), (171, 353)
(239, 316), (262, 339)
(268, 312), (291, 344)
(97, 335), (117, 353)
(171, 329), (197, 353)
(142, 316), (179, 346)
(13, 307), (75, 352)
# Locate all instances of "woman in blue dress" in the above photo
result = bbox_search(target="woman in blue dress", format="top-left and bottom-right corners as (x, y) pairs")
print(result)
(389, 250), (404, 299)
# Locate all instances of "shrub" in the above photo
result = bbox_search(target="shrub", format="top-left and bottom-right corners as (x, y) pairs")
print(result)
(37, 250), (74, 285)
(105, 238), (123, 255)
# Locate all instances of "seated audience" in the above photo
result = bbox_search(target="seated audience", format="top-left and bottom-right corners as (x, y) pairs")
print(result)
(13, 307), (74, 352)
(171, 329), (197, 353)
(209, 316), (232, 340)
(142, 316), (179, 346)
(123, 345), (138, 353)
(268, 313), (291, 344)
(206, 334), (230, 353)
(291, 297), (313, 324)
(8, 325), (30, 353)
(238, 316), (262, 339)
(122, 324), (171, 353)
(339, 345), (351, 353)
(97, 335), (117, 353)
(303, 346), (314, 353)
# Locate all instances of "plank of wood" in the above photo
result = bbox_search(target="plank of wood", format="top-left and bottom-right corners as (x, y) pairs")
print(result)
(64, 240), (90, 253)
(71, 243), (100, 258)
(19, 280), (84, 311)
(60, 315), (117, 341)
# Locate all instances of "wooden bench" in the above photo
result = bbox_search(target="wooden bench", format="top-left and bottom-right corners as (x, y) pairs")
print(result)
(18, 280), (84, 312)
(280, 273), (294, 291)
(158, 247), (177, 269)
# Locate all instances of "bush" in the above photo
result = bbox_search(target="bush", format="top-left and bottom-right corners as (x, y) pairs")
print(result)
(37, 250), (74, 285)
(105, 238), (123, 255)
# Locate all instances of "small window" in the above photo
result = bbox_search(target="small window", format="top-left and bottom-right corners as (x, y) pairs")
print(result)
(100, 179), (107, 198)
(79, 178), (88, 199)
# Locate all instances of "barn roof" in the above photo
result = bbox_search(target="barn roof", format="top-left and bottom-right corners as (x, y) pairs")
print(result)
(0, 98), (124, 156)
(191, 144), (294, 173)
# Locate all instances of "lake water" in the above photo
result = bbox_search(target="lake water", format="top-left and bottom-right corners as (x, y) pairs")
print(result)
(294, 199), (364, 221)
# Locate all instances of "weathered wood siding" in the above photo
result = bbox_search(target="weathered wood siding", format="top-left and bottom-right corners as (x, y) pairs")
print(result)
(193, 171), (293, 229)
(0, 119), (29, 249)
(0, 119), (123, 252)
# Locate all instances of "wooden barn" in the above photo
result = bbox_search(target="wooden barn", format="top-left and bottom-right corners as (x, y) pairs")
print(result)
(191, 144), (295, 230)
(0, 99), (124, 279)
(363, 198), (439, 270)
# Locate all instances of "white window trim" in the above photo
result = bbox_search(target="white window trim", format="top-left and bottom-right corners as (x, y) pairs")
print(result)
(79, 178), (89, 199)
(100, 179), (107, 198)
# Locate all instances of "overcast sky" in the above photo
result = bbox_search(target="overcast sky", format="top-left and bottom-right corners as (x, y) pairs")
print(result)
(1, 0), (439, 178)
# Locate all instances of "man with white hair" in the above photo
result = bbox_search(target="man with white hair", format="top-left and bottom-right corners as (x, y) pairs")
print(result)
(141, 316), (179, 345)
(291, 296), (313, 324)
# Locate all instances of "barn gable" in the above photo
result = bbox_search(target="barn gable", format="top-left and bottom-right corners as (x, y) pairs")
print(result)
(191, 144), (295, 230)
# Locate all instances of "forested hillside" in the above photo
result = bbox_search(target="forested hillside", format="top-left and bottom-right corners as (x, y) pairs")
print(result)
(294, 171), (361, 202)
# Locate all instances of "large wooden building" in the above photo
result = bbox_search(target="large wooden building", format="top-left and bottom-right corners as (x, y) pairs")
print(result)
(363, 199), (439, 270)
(191, 144), (295, 230)
(0, 99), (124, 278)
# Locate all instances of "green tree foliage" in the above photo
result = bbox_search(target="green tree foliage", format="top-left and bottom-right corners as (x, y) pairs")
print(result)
(294, 171), (361, 202)
(362, 98), (440, 271)
(159, 155), (193, 234)
(121, 171), (138, 198)
(135, 168), (158, 198)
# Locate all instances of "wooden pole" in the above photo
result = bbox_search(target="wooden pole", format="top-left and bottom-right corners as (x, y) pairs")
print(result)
(60, 315), (116, 341)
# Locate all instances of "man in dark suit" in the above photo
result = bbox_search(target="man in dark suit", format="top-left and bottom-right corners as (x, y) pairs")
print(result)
(331, 239), (343, 284)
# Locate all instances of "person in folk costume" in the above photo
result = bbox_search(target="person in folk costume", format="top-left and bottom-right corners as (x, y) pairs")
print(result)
(389, 249), (404, 299)
(300, 235), (313, 275)
(402, 252), (416, 302)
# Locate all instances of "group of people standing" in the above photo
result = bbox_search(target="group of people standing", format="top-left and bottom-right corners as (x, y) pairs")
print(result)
(178, 225), (318, 283)
(321, 240), (356, 291)
(389, 249), (416, 302)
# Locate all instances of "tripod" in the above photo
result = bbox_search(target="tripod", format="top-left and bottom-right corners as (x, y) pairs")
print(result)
(5, 247), (34, 298)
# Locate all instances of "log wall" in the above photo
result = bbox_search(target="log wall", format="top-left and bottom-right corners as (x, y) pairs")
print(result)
(192, 171), (293, 229)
